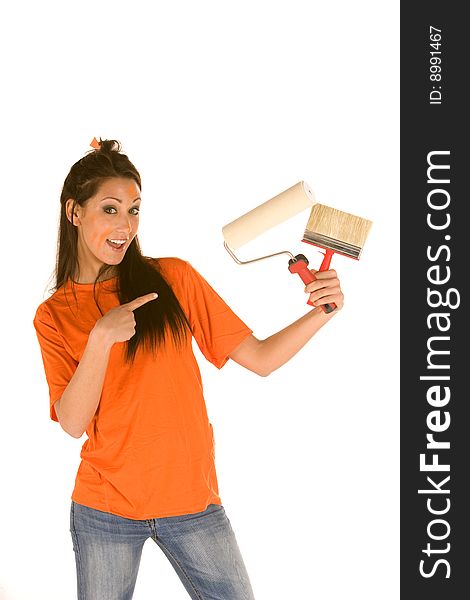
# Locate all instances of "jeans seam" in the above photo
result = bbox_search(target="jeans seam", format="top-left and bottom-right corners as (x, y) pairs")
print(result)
(154, 537), (204, 600)
(70, 502), (85, 600)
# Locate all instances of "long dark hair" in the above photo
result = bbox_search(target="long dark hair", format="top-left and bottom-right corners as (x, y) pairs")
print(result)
(53, 138), (191, 364)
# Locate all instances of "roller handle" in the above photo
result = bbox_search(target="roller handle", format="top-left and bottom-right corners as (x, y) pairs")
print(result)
(288, 251), (336, 314)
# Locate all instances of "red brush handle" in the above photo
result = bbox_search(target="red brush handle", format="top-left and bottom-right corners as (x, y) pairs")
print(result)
(288, 251), (336, 314)
(317, 249), (336, 313)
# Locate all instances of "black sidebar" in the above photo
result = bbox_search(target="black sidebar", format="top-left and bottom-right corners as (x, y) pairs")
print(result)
(401, 3), (468, 599)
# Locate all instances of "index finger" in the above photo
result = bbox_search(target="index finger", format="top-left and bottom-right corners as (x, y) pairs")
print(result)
(124, 293), (158, 311)
(314, 269), (337, 279)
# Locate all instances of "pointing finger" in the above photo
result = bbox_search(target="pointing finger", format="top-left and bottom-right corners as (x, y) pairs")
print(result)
(125, 293), (158, 311)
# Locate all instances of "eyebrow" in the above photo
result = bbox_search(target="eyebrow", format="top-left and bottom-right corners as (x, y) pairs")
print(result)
(100, 196), (141, 203)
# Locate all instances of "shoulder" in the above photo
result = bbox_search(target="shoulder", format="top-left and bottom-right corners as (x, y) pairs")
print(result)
(35, 282), (70, 312)
(33, 300), (49, 323)
(33, 284), (76, 332)
(34, 292), (67, 325)
(146, 256), (192, 280)
(33, 291), (61, 322)
(33, 299), (55, 334)
(146, 257), (211, 302)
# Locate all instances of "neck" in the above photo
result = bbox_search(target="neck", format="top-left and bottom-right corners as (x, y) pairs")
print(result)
(73, 265), (117, 284)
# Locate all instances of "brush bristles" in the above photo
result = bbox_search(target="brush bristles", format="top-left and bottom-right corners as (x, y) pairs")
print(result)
(305, 204), (373, 251)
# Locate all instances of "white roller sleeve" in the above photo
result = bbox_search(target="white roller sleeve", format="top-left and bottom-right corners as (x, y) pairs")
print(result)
(222, 181), (316, 250)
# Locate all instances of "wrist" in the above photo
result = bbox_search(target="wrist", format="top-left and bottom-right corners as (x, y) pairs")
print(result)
(308, 305), (337, 320)
(89, 325), (114, 352)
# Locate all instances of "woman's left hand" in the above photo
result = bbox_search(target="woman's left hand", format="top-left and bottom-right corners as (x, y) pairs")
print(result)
(304, 268), (344, 312)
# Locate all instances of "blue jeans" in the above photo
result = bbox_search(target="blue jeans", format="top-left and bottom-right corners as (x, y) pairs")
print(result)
(70, 501), (255, 600)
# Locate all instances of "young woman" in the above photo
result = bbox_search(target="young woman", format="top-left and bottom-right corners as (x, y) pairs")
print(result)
(33, 139), (344, 600)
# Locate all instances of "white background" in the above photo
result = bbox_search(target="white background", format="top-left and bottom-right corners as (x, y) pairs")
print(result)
(0, 1), (399, 598)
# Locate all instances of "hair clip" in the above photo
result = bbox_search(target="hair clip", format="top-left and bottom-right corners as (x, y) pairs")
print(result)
(90, 137), (101, 150)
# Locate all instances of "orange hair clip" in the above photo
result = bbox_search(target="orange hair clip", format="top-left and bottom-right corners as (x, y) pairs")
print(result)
(90, 137), (101, 150)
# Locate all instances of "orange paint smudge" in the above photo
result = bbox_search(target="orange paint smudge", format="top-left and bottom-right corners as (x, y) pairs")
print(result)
(128, 182), (139, 196)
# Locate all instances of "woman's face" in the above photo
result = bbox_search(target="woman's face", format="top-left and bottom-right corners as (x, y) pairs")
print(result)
(66, 177), (141, 281)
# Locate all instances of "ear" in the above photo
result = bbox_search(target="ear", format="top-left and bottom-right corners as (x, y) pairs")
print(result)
(65, 199), (81, 226)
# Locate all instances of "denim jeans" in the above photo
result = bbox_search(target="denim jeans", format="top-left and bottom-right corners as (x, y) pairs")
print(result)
(70, 501), (255, 600)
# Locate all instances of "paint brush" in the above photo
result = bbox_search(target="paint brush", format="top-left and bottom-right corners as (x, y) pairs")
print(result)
(290, 203), (373, 313)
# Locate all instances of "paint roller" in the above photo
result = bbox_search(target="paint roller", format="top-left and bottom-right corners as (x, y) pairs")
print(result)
(222, 181), (372, 313)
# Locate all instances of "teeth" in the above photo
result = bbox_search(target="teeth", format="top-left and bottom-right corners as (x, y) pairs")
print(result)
(108, 239), (126, 244)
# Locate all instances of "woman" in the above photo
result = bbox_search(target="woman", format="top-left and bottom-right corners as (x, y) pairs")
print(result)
(33, 139), (344, 600)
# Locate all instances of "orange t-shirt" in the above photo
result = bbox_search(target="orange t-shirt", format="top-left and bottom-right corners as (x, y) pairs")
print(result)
(33, 257), (253, 519)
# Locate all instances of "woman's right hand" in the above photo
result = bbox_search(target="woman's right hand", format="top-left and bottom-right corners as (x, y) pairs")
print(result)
(92, 293), (158, 347)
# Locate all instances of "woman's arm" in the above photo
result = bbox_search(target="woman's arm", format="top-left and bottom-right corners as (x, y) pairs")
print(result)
(56, 329), (113, 438)
(56, 293), (158, 438)
(228, 269), (343, 376)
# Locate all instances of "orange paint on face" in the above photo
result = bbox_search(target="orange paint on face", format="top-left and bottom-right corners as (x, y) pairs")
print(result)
(88, 215), (102, 245)
(128, 182), (137, 195)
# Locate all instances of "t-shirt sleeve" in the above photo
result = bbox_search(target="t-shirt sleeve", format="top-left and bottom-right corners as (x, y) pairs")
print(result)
(33, 304), (78, 422)
(183, 261), (253, 369)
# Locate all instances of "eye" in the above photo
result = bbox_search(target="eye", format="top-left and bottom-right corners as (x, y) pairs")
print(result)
(103, 206), (140, 215)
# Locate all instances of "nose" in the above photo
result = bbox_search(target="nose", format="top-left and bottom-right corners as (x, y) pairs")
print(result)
(115, 213), (133, 235)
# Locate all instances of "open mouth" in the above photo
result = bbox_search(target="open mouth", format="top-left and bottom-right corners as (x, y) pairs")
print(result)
(106, 239), (127, 251)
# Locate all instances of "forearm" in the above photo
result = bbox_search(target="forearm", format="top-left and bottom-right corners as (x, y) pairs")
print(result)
(257, 307), (336, 375)
(229, 306), (337, 376)
(228, 268), (344, 375)
(57, 328), (112, 438)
